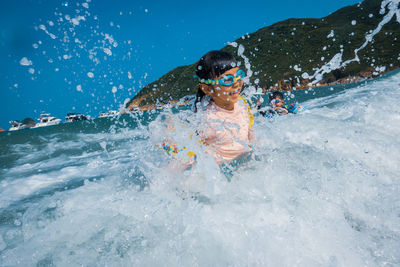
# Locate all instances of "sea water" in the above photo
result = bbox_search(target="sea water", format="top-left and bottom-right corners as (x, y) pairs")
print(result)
(0, 69), (399, 266)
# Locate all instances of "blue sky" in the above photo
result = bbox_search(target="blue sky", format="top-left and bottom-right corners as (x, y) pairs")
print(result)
(0, 0), (360, 129)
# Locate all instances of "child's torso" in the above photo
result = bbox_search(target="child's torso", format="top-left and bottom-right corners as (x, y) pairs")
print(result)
(200, 100), (251, 163)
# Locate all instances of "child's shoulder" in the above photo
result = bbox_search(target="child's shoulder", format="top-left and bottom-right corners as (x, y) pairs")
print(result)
(237, 96), (250, 109)
(237, 97), (254, 127)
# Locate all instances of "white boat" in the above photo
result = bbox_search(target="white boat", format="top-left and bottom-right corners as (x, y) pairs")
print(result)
(32, 114), (61, 128)
(65, 113), (90, 122)
(9, 121), (27, 131)
(99, 110), (120, 118)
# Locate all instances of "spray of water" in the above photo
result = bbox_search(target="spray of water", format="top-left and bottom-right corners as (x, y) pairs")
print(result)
(302, 0), (400, 84)
(18, 0), (139, 116)
(1, 70), (400, 265)
(2, 0), (400, 265)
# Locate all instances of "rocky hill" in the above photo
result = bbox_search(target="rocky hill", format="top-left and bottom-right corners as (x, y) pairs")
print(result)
(126, 0), (400, 110)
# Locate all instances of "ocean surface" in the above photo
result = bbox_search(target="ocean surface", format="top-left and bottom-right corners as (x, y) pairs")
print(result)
(1, 69), (400, 266)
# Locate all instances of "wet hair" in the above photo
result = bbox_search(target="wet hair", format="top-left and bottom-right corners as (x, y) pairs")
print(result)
(269, 91), (284, 102)
(193, 50), (238, 112)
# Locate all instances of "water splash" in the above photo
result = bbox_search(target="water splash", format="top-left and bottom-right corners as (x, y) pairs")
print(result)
(229, 41), (261, 97)
(303, 0), (400, 84)
(19, 0), (138, 115)
(1, 70), (400, 265)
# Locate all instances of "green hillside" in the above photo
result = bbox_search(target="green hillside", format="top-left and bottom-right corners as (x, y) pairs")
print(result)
(127, 0), (400, 108)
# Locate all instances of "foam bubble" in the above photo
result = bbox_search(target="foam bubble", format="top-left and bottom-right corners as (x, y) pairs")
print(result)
(20, 57), (33, 66)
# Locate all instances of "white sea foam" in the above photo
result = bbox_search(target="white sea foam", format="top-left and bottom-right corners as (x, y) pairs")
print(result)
(4, 0), (400, 265)
(0, 72), (399, 266)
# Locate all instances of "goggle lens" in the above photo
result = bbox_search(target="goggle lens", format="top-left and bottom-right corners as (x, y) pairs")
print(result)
(194, 69), (246, 86)
(221, 75), (234, 85)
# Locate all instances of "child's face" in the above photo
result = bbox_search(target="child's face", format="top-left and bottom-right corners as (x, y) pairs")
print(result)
(205, 67), (244, 110)
(272, 97), (284, 107)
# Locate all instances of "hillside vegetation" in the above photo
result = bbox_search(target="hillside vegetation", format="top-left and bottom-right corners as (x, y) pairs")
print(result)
(127, 0), (400, 109)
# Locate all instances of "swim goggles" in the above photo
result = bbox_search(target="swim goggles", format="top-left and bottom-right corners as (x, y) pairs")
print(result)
(270, 99), (284, 107)
(194, 69), (245, 86)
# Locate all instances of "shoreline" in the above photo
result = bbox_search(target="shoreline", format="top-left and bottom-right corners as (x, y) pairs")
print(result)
(129, 68), (398, 112)
(266, 67), (398, 92)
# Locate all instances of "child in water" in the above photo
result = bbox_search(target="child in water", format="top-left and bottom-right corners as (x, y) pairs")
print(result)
(255, 91), (305, 118)
(269, 91), (289, 115)
(193, 50), (255, 165)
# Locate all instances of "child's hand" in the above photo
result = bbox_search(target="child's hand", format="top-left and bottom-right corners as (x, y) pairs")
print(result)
(256, 97), (263, 107)
(275, 107), (289, 115)
(158, 139), (196, 172)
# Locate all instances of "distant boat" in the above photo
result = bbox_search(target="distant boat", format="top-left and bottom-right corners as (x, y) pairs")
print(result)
(32, 114), (61, 128)
(98, 110), (120, 118)
(65, 113), (90, 122)
(9, 120), (27, 131)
